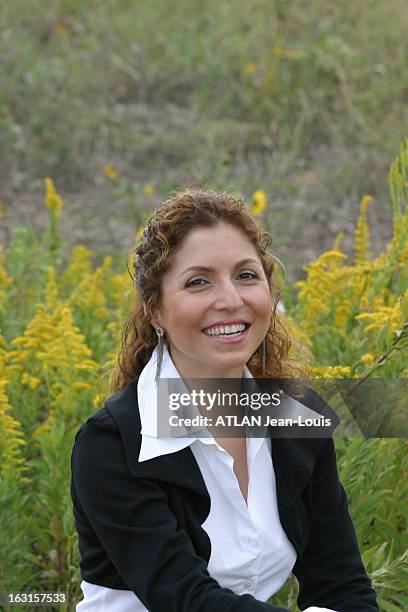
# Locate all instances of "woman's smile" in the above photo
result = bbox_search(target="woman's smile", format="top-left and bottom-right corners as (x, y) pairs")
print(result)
(201, 321), (251, 343)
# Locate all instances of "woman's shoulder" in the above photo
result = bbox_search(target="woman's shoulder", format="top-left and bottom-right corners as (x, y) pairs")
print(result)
(73, 377), (142, 449)
(74, 404), (117, 441)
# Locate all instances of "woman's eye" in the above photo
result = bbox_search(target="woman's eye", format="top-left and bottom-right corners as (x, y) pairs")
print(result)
(186, 278), (207, 288)
(238, 271), (257, 280)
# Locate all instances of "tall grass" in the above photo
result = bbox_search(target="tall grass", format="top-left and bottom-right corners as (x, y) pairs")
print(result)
(1, 0), (407, 176)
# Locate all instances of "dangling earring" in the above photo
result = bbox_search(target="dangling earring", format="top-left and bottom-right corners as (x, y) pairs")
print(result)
(155, 326), (164, 387)
(261, 338), (266, 375)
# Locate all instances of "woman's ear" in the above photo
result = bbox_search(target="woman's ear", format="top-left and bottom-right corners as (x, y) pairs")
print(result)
(152, 318), (163, 330)
(151, 310), (163, 330)
(144, 301), (163, 329)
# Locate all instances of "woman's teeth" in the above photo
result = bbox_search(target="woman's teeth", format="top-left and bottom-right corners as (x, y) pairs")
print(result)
(203, 324), (247, 337)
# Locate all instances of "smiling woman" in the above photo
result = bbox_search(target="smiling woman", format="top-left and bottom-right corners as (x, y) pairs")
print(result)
(70, 188), (379, 611)
(120, 188), (309, 389)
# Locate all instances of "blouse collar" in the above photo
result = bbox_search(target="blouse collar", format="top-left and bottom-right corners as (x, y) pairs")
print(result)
(137, 344), (254, 462)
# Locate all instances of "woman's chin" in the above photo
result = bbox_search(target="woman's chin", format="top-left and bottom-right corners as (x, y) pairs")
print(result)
(202, 355), (250, 377)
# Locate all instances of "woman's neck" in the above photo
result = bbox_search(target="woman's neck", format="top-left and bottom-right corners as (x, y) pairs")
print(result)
(168, 346), (246, 381)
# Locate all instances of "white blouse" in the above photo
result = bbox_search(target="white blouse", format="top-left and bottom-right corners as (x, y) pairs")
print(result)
(76, 346), (336, 611)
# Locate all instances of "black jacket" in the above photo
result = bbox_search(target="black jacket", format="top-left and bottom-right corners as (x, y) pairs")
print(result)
(70, 378), (379, 611)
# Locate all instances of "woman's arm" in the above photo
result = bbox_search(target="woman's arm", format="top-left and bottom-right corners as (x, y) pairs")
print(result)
(292, 438), (379, 612)
(71, 413), (290, 612)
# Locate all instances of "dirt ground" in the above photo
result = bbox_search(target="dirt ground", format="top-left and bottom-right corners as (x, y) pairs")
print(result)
(0, 145), (393, 286)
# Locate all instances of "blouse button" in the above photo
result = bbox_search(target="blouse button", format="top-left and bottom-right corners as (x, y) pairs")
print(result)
(244, 580), (254, 589)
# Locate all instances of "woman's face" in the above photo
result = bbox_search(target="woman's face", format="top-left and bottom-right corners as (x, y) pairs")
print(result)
(153, 222), (272, 379)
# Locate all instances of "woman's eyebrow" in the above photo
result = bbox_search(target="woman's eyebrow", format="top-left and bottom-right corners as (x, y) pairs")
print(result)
(179, 258), (262, 277)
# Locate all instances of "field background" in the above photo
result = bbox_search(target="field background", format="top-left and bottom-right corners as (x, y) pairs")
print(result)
(1, 0), (408, 282)
(0, 0), (407, 610)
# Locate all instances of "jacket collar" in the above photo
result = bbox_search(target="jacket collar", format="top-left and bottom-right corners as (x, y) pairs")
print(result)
(105, 349), (338, 507)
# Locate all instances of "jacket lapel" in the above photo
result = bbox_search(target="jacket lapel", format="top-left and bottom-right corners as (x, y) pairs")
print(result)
(270, 435), (322, 507)
(106, 378), (208, 496)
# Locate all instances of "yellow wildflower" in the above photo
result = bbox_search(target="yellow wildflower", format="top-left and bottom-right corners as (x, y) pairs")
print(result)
(271, 46), (304, 60)
(251, 189), (267, 215)
(44, 178), (63, 217)
(73, 382), (93, 391)
(243, 63), (256, 74)
(307, 299), (329, 320)
(55, 23), (68, 36)
(44, 266), (60, 311)
(21, 373), (41, 390)
(106, 273), (133, 309)
(316, 251), (348, 268)
(8, 304), (97, 408)
(360, 353), (375, 364)
(60, 244), (94, 291)
(93, 393), (104, 408)
(74, 360), (100, 371)
(143, 184), (155, 196)
(0, 245), (13, 316)
(334, 305), (350, 328)
(103, 164), (118, 181)
(332, 231), (344, 252)
(311, 365), (351, 378)
(33, 414), (56, 440)
(10, 306), (55, 367)
(361, 195), (374, 208)
(0, 381), (27, 476)
(356, 302), (402, 334)
(354, 195), (374, 263)
(69, 271), (109, 319)
(271, 46), (284, 57)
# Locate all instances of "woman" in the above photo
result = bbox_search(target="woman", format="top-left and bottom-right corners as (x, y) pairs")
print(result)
(70, 189), (379, 611)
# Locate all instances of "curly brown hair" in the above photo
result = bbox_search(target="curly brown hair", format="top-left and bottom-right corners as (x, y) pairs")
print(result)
(109, 187), (311, 395)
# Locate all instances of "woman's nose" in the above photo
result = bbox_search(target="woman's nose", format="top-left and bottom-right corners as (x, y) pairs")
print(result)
(212, 280), (244, 310)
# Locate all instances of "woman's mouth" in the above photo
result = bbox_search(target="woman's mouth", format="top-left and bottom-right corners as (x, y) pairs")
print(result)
(201, 323), (251, 343)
